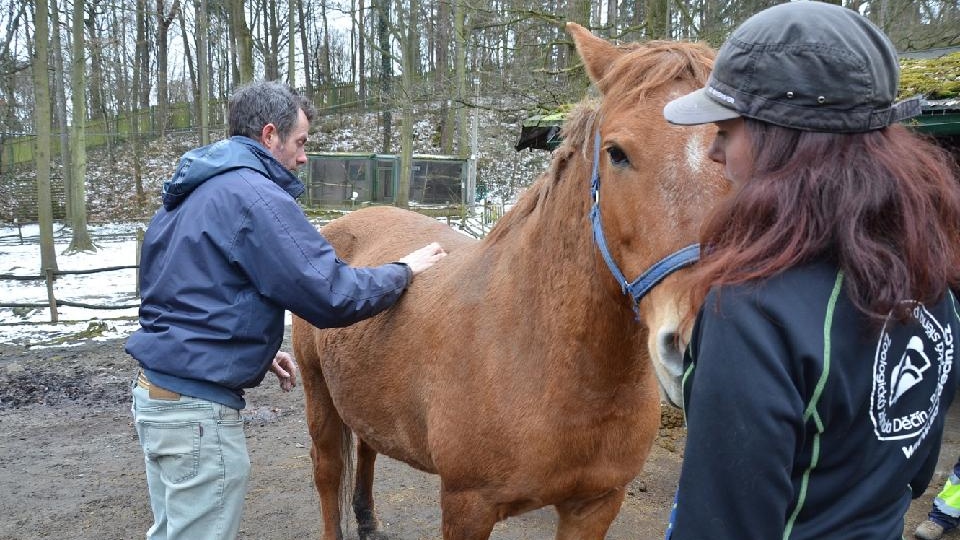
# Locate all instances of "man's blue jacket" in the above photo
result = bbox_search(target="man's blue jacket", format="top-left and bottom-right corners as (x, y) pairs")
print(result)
(125, 136), (412, 409)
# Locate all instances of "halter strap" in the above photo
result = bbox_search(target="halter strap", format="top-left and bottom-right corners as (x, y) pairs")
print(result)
(589, 130), (701, 318)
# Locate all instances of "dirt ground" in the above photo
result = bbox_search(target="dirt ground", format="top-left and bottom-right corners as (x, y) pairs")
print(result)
(0, 328), (957, 540)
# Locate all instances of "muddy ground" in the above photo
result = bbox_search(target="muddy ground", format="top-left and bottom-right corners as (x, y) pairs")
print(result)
(0, 328), (957, 540)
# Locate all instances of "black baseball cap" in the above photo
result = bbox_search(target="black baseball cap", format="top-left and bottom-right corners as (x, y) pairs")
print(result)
(663, 1), (921, 133)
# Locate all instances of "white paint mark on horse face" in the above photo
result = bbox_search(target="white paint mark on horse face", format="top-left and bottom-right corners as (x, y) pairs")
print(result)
(684, 131), (705, 175)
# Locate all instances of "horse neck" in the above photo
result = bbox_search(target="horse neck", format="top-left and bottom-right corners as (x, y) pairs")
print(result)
(483, 145), (648, 384)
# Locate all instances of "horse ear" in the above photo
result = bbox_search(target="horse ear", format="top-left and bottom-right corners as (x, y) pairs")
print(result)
(566, 22), (621, 90)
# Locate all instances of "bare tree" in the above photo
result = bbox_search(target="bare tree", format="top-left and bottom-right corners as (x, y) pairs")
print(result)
(229, 0), (253, 83)
(454, 0), (468, 158)
(49, 0), (72, 210)
(645, 0), (668, 38)
(0, 1), (28, 136)
(296, 0), (312, 98)
(32, 0), (58, 274)
(355, 0), (366, 103)
(156, 0), (181, 137)
(178, 3), (198, 114)
(66, 0), (93, 253)
(85, 0), (109, 153)
(395, 0), (418, 207)
(287, 0), (295, 86)
(196, 0), (210, 145)
(435, 0), (454, 153)
(131, 0), (150, 204)
(374, 0), (392, 152)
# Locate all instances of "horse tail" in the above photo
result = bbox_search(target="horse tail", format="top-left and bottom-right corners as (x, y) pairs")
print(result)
(339, 422), (355, 534)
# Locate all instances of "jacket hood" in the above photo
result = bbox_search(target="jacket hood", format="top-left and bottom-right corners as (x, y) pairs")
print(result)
(161, 136), (305, 210)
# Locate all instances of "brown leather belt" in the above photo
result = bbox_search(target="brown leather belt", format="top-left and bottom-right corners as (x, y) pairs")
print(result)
(137, 371), (181, 401)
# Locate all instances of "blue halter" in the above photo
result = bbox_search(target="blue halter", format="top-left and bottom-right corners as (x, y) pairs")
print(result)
(589, 131), (701, 319)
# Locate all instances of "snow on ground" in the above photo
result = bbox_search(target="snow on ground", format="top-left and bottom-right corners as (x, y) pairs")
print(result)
(0, 222), (146, 348)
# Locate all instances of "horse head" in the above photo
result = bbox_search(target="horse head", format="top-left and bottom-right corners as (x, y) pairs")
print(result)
(567, 24), (728, 407)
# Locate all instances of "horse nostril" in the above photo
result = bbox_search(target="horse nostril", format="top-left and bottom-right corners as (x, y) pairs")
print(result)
(659, 331), (680, 353)
(656, 329), (684, 377)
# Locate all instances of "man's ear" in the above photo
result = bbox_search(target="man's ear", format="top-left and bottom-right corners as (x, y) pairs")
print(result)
(260, 123), (278, 149)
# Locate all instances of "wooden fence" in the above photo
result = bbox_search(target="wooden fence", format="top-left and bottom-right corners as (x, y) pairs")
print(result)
(0, 229), (144, 323)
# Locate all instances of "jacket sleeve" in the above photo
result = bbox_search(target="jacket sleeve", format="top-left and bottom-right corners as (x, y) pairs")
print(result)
(669, 288), (806, 540)
(229, 187), (412, 329)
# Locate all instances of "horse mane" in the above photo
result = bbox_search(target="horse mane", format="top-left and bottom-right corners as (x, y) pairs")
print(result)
(484, 40), (715, 245)
(485, 103), (598, 244)
(597, 40), (715, 110)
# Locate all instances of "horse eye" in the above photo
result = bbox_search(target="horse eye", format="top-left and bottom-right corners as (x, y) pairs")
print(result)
(606, 145), (630, 167)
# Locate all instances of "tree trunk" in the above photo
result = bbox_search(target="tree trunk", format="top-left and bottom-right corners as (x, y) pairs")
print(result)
(645, 0), (668, 39)
(287, 0), (295, 86)
(132, 0), (149, 204)
(321, 0), (331, 102)
(357, 0), (366, 103)
(454, 0), (467, 159)
(436, 0), (453, 153)
(263, 0), (280, 80)
(566, 0), (590, 97)
(68, 0), (94, 253)
(0, 3), (27, 135)
(178, 3), (198, 119)
(196, 0), (210, 145)
(606, 0), (618, 36)
(230, 0), (253, 83)
(85, 1), (110, 160)
(376, 0), (392, 153)
(396, 0), (419, 208)
(156, 0), (181, 138)
(49, 0), (73, 216)
(32, 0), (59, 275)
(296, 0), (312, 98)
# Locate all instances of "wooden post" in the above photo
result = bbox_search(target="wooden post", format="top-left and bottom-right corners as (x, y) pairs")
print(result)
(136, 227), (144, 296)
(45, 268), (58, 323)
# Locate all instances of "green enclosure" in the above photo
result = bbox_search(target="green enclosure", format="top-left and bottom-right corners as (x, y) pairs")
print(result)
(304, 152), (468, 208)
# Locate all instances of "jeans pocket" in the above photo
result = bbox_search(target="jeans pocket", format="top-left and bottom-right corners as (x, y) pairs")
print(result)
(140, 421), (201, 484)
(215, 402), (242, 423)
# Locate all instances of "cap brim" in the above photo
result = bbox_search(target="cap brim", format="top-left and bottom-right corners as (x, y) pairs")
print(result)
(663, 88), (741, 125)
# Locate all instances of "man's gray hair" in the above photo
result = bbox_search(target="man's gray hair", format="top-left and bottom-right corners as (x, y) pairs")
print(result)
(227, 81), (317, 141)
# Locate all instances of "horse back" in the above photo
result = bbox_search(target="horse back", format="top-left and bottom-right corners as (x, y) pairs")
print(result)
(320, 206), (475, 266)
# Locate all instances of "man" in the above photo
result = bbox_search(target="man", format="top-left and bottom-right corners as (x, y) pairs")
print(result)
(126, 80), (445, 539)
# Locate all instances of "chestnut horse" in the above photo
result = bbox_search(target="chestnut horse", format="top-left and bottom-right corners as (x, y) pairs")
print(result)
(293, 24), (726, 539)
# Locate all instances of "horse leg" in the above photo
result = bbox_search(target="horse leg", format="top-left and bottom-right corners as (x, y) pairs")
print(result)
(553, 489), (626, 540)
(439, 485), (498, 540)
(302, 368), (351, 540)
(353, 438), (385, 539)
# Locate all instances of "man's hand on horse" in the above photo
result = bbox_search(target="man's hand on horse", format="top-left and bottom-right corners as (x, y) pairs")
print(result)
(399, 242), (447, 275)
(270, 351), (298, 392)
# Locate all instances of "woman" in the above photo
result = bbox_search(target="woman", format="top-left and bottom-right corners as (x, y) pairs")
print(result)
(662, 2), (960, 539)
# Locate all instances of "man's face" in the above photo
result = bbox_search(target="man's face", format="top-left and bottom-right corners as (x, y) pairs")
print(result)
(263, 108), (310, 172)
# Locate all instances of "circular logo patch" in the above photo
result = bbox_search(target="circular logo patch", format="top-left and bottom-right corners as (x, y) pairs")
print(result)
(871, 303), (953, 456)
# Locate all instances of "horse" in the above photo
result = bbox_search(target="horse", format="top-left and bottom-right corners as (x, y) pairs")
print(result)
(292, 23), (726, 539)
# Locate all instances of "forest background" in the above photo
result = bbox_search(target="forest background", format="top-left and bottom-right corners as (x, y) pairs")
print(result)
(1, 0), (959, 276)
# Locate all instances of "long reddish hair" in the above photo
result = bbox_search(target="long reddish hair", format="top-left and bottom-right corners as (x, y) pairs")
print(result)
(686, 120), (960, 325)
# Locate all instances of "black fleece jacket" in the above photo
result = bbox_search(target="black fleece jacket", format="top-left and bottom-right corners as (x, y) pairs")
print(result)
(668, 260), (957, 540)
